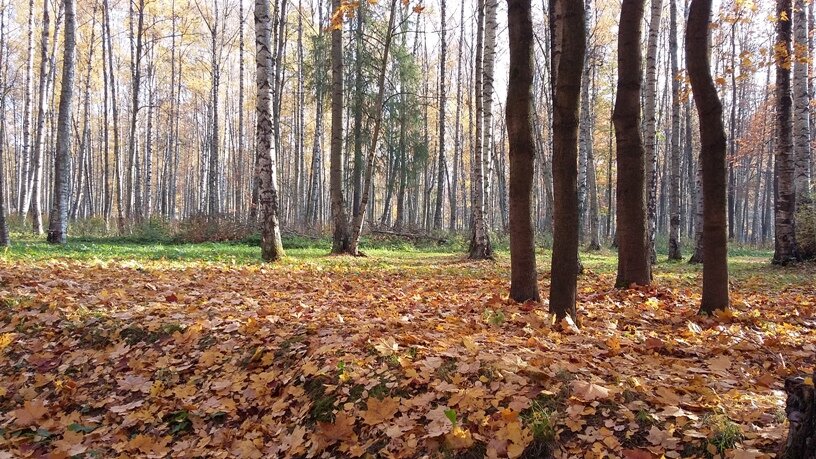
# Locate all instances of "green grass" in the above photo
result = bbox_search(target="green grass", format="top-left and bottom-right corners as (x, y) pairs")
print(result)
(1, 232), (798, 285)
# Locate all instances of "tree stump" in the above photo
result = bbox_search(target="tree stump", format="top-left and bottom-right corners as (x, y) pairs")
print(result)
(783, 374), (816, 459)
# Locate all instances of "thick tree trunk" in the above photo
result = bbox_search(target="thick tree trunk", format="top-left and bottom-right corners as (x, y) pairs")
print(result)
(46, 0), (76, 244)
(507, 0), (540, 302)
(549, 0), (585, 320)
(255, 0), (284, 261)
(687, 0), (729, 313)
(783, 373), (816, 459)
(775, 0), (802, 265)
(614, 0), (651, 288)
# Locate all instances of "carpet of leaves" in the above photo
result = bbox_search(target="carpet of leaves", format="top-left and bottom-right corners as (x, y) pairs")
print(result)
(0, 255), (814, 458)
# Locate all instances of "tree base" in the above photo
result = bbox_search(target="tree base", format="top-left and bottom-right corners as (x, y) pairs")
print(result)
(468, 243), (494, 261)
(783, 374), (816, 459)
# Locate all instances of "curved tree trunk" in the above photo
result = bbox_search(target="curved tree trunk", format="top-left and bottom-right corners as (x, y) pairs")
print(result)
(614, 0), (651, 289)
(508, 0), (539, 302)
(687, 0), (729, 313)
(549, 0), (585, 320)
(255, 0), (284, 261)
(46, 0), (76, 244)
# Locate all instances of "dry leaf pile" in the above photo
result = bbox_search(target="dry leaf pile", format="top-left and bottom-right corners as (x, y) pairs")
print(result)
(0, 256), (814, 458)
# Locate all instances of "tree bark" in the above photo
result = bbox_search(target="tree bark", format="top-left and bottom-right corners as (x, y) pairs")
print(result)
(794, 0), (812, 203)
(549, 0), (585, 320)
(614, 0), (652, 288)
(330, 0), (351, 253)
(507, 0), (540, 302)
(469, 0), (493, 259)
(668, 0), (682, 260)
(29, 0), (52, 234)
(687, 0), (729, 313)
(433, 0), (447, 230)
(775, 0), (802, 265)
(46, 0), (76, 244)
(644, 0), (662, 263)
(783, 373), (816, 459)
(256, 0), (285, 261)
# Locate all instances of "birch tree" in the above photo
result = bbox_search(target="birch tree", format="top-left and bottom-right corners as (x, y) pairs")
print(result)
(46, 0), (76, 244)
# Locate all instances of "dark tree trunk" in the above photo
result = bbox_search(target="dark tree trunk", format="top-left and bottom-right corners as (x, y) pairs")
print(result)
(614, 0), (651, 288)
(330, 0), (351, 253)
(784, 373), (816, 459)
(549, 0), (585, 320)
(507, 0), (539, 302)
(687, 0), (729, 313)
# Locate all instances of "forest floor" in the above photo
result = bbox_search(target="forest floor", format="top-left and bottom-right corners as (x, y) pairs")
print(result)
(0, 238), (814, 458)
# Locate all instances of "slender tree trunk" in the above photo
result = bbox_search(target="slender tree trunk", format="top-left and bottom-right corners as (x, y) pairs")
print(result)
(614, 0), (651, 288)
(19, 0), (35, 220)
(644, 0), (662, 263)
(351, 2), (364, 220)
(29, 0), (52, 234)
(668, 0), (682, 260)
(71, 11), (97, 221)
(348, 0), (398, 255)
(330, 0), (351, 253)
(102, 0), (124, 233)
(687, 0), (729, 312)
(127, 0), (145, 223)
(449, 0), (465, 232)
(433, 0), (447, 230)
(469, 0), (493, 259)
(208, 0), (221, 217)
(256, 0), (284, 261)
(794, 0), (812, 202)
(46, 0), (75, 244)
(775, 0), (802, 264)
(0, 6), (8, 245)
(508, 0), (540, 302)
(549, 0), (585, 320)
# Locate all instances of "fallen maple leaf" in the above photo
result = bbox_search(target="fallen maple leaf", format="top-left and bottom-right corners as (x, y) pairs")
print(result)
(362, 397), (400, 425)
(12, 399), (48, 426)
(374, 336), (399, 356)
(317, 412), (357, 444)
